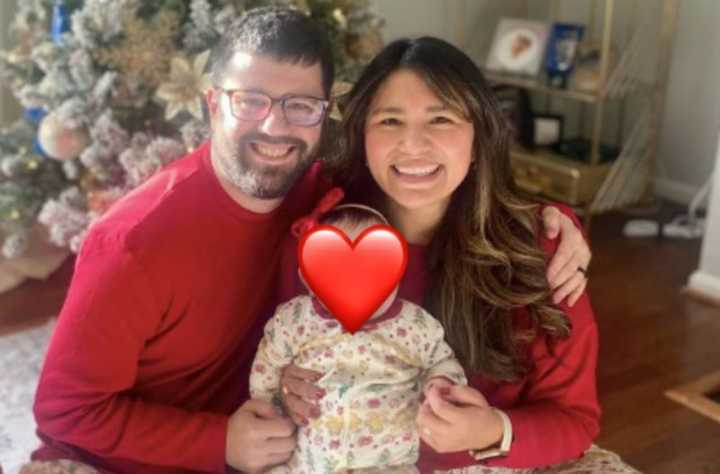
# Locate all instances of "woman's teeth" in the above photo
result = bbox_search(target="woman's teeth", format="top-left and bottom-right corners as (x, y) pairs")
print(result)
(251, 143), (294, 158)
(392, 164), (440, 176)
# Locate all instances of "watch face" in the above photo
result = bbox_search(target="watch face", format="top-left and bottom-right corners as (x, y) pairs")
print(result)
(496, 28), (541, 70)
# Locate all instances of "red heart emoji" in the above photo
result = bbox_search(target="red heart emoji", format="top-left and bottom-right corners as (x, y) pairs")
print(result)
(298, 224), (408, 334)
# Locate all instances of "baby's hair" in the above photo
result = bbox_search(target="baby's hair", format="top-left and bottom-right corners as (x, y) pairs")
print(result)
(319, 204), (388, 232)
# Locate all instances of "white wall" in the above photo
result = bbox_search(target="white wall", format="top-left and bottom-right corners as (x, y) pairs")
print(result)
(689, 151), (720, 297)
(0, 0), (21, 126)
(655, 0), (720, 205)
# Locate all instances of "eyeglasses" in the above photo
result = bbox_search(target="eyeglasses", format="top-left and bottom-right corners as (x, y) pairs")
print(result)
(216, 87), (329, 127)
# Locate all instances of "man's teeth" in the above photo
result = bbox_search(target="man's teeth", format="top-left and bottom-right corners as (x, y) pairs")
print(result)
(393, 164), (440, 176)
(253, 143), (293, 157)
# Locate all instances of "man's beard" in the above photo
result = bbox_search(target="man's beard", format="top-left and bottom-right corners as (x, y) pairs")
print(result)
(219, 132), (318, 199)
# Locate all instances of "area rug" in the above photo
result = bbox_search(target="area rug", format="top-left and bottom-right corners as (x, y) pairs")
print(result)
(0, 320), (55, 474)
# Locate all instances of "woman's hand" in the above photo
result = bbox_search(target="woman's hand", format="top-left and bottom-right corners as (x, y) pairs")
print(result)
(416, 384), (503, 453)
(279, 364), (325, 426)
(541, 206), (591, 306)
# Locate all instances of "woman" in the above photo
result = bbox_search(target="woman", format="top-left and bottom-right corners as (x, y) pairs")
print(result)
(278, 37), (600, 472)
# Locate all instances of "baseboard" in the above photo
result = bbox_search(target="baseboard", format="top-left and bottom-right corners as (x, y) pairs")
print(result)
(686, 271), (720, 307)
(655, 178), (701, 206)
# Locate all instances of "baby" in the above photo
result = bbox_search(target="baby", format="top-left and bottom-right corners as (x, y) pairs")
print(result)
(250, 192), (467, 474)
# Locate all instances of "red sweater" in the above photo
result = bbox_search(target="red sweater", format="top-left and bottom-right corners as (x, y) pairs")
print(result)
(32, 142), (328, 473)
(277, 211), (600, 471)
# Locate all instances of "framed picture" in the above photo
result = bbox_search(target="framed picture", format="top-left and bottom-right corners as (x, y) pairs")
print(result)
(533, 114), (564, 147)
(486, 18), (551, 76)
(492, 85), (534, 150)
(545, 23), (585, 88)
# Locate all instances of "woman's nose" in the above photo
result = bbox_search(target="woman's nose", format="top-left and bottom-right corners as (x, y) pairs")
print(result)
(398, 125), (431, 154)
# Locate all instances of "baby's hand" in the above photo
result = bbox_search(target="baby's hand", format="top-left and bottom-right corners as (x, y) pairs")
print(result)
(423, 377), (454, 403)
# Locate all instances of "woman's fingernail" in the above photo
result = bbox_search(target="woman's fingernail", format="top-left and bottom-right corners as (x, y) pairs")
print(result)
(310, 406), (321, 418)
(301, 417), (309, 426)
(440, 387), (451, 396)
(316, 389), (326, 398)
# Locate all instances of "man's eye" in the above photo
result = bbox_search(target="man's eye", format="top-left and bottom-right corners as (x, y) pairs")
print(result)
(287, 102), (314, 113)
(238, 98), (266, 109)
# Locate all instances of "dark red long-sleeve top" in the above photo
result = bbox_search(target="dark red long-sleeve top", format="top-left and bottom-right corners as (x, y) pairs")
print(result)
(32, 141), (328, 473)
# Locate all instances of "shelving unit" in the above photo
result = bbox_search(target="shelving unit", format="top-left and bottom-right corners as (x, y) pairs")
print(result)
(462, 0), (679, 227)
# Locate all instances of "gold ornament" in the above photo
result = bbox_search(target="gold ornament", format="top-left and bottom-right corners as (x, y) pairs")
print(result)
(329, 81), (353, 121)
(333, 8), (348, 30)
(6, 28), (34, 64)
(346, 27), (384, 62)
(293, 0), (311, 14)
(38, 111), (90, 161)
(97, 11), (180, 88)
(88, 189), (122, 214)
(155, 50), (212, 120)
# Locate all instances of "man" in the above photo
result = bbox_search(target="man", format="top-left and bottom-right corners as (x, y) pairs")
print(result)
(32, 7), (590, 474)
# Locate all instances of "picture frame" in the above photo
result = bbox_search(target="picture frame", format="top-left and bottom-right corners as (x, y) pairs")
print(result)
(492, 85), (534, 150)
(533, 113), (564, 147)
(545, 22), (585, 88)
(486, 18), (551, 77)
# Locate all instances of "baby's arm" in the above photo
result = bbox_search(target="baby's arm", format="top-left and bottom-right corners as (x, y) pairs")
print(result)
(416, 308), (468, 396)
(249, 300), (303, 402)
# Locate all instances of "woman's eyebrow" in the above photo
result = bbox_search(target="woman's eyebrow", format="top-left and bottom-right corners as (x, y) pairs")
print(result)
(370, 104), (450, 115)
(370, 106), (404, 116)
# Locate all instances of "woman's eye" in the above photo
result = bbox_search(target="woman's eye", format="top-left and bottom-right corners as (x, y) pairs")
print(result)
(380, 118), (400, 126)
(431, 116), (453, 124)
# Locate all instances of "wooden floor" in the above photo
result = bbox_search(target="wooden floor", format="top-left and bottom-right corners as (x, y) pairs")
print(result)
(1, 206), (719, 473)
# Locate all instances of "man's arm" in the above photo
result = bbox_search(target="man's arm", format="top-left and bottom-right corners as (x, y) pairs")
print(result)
(33, 231), (229, 472)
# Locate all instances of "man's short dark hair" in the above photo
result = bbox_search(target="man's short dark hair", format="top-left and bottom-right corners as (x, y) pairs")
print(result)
(210, 7), (334, 97)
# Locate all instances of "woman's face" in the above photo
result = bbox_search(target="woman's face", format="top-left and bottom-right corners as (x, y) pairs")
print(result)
(364, 69), (474, 214)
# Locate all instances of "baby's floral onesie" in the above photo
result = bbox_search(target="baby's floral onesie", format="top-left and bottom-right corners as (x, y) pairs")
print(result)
(250, 295), (467, 473)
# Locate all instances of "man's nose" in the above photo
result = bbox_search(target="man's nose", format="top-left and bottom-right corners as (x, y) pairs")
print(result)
(257, 102), (291, 135)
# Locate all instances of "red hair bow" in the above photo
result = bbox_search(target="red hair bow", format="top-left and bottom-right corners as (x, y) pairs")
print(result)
(291, 187), (345, 238)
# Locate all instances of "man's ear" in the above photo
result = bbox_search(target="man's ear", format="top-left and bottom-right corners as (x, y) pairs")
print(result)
(206, 88), (220, 120)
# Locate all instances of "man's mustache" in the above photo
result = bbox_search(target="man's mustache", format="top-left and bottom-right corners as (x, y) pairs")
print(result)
(239, 133), (308, 153)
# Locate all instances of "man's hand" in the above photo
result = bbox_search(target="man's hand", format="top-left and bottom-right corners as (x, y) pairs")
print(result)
(542, 206), (591, 306)
(225, 398), (296, 473)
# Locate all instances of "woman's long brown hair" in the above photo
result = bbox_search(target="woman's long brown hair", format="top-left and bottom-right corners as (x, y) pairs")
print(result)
(331, 37), (570, 381)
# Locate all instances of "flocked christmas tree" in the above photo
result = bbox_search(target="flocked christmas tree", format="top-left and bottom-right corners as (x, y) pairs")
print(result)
(0, 0), (383, 257)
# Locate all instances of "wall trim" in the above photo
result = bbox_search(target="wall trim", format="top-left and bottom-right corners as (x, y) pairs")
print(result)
(687, 270), (720, 301)
(655, 178), (702, 206)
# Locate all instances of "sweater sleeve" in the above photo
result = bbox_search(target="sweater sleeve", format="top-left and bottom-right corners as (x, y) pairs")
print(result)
(33, 230), (228, 473)
(418, 308), (468, 389)
(488, 294), (600, 468)
(249, 300), (303, 402)
(486, 224), (600, 469)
